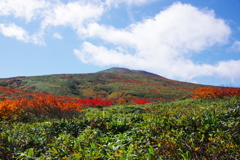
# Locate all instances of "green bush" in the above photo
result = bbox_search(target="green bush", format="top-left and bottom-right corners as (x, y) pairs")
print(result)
(0, 81), (8, 86)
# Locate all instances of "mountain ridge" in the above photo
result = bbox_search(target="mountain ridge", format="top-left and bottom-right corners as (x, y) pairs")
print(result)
(98, 67), (161, 77)
(0, 67), (215, 100)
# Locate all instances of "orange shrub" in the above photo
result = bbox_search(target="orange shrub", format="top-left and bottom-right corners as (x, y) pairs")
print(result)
(0, 94), (84, 120)
(118, 98), (126, 104)
(0, 98), (27, 120)
(192, 87), (240, 99)
(192, 87), (220, 99)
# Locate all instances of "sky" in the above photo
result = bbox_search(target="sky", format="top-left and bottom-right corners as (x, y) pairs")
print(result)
(0, 0), (240, 87)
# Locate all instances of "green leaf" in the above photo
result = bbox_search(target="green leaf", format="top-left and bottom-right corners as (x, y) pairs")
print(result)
(148, 145), (155, 156)
(27, 148), (34, 157)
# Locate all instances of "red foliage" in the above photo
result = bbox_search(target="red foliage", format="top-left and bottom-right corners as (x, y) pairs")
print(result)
(220, 88), (240, 97)
(192, 87), (240, 99)
(134, 99), (151, 105)
(76, 98), (112, 107)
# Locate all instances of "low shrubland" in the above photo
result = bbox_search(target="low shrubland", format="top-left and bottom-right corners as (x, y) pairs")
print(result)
(1, 94), (240, 159)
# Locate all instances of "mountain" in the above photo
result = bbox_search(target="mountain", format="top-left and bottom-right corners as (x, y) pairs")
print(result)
(0, 67), (209, 100)
(98, 67), (160, 76)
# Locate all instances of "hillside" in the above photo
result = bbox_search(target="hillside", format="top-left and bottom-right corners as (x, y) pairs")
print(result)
(0, 67), (208, 100)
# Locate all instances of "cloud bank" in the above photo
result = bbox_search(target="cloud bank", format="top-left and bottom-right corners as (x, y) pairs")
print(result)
(74, 2), (239, 81)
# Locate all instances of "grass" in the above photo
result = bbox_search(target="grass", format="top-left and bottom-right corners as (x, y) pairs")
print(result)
(1, 96), (240, 159)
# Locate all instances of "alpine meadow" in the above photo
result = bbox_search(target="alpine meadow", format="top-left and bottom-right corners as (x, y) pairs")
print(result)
(1, 68), (240, 159)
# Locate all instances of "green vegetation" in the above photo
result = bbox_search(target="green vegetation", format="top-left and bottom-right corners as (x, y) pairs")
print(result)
(0, 82), (8, 87)
(1, 68), (239, 159)
(0, 67), (206, 100)
(1, 96), (240, 159)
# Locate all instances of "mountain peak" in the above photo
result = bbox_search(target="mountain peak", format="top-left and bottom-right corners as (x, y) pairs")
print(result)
(98, 67), (160, 77)
(98, 67), (133, 73)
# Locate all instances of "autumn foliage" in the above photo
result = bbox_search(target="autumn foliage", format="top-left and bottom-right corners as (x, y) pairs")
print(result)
(0, 94), (84, 120)
(2, 85), (239, 121)
(117, 98), (126, 104)
(134, 99), (151, 104)
(76, 98), (112, 107)
(0, 94), (157, 120)
(0, 96), (116, 121)
(192, 87), (240, 99)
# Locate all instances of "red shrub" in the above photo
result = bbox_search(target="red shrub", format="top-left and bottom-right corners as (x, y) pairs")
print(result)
(76, 98), (112, 107)
(134, 99), (151, 105)
(192, 87), (240, 99)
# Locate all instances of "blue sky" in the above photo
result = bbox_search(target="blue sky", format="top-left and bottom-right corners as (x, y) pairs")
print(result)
(0, 0), (240, 87)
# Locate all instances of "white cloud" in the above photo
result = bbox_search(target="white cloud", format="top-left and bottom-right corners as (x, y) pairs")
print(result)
(214, 60), (240, 79)
(0, 0), (49, 22)
(0, 0), (151, 26)
(82, 2), (230, 52)
(229, 41), (240, 52)
(0, 23), (44, 45)
(0, 0), (104, 43)
(0, 0), (157, 44)
(74, 42), (146, 66)
(75, 2), (237, 81)
(41, 1), (104, 29)
(0, 23), (28, 41)
(53, 33), (62, 39)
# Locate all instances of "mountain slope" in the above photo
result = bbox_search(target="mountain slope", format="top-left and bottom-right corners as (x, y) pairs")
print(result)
(0, 67), (208, 100)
